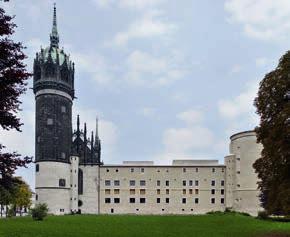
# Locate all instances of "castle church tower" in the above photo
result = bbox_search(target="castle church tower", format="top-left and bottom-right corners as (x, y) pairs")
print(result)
(34, 4), (75, 214)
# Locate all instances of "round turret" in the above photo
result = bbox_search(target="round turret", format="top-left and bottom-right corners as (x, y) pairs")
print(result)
(226, 130), (263, 216)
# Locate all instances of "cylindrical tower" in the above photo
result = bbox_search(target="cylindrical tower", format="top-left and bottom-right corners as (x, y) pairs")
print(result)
(34, 4), (75, 215)
(226, 130), (263, 216)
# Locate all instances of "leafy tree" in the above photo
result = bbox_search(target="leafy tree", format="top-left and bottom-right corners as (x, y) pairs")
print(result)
(0, 186), (11, 217)
(0, 0), (32, 191)
(13, 179), (32, 216)
(253, 51), (290, 215)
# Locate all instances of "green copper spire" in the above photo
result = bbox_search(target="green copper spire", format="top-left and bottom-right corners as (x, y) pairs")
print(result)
(50, 3), (59, 48)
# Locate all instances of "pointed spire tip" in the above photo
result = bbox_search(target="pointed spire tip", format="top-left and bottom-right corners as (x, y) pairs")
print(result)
(50, 2), (59, 48)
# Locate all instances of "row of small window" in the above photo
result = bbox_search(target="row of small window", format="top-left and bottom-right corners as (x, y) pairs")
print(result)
(105, 198), (225, 204)
(105, 189), (225, 195)
(106, 167), (225, 173)
(105, 180), (225, 187)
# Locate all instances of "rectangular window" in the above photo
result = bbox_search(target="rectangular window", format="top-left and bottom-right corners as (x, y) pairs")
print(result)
(61, 106), (66, 113)
(166, 198), (169, 204)
(114, 189), (120, 194)
(195, 189), (199, 195)
(166, 189), (169, 195)
(105, 198), (111, 203)
(196, 168), (198, 172)
(130, 168), (134, 173)
(140, 189), (146, 195)
(140, 180), (146, 186)
(105, 189), (110, 195)
(182, 198), (186, 204)
(114, 198), (120, 203)
(211, 198), (215, 204)
(140, 198), (146, 204)
(221, 198), (224, 204)
(189, 189), (193, 195)
(195, 198), (199, 204)
(105, 180), (111, 186)
(157, 180), (160, 186)
(157, 189), (161, 195)
(212, 168), (215, 173)
(195, 180), (199, 186)
(183, 168), (186, 173)
(221, 189), (224, 195)
(36, 194), (38, 201)
(183, 189), (186, 195)
(211, 180), (215, 186)
(165, 180), (169, 186)
(183, 180), (186, 186)
(130, 189), (135, 195)
(141, 168), (144, 173)
(129, 198), (135, 203)
(221, 180), (225, 186)
(211, 189), (215, 195)
(129, 180), (135, 186)
(59, 179), (66, 187)
(114, 180), (120, 186)
(157, 198), (160, 203)
(189, 180), (193, 186)
(36, 164), (39, 172)
(47, 118), (53, 125)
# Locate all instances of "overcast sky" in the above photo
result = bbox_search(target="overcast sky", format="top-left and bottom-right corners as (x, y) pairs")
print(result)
(1, 0), (289, 189)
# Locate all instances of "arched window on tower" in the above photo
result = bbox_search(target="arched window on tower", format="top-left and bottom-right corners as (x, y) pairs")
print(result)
(78, 169), (83, 195)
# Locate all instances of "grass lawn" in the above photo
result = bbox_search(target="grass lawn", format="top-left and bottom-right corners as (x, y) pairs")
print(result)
(0, 213), (289, 237)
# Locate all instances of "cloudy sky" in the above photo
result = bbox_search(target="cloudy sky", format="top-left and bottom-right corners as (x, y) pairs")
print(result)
(1, 0), (289, 189)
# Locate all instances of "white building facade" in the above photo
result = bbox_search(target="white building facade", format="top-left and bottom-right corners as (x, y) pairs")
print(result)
(35, 130), (263, 216)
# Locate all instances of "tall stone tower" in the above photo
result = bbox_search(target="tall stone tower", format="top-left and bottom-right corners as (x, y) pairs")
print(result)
(34, 4), (75, 214)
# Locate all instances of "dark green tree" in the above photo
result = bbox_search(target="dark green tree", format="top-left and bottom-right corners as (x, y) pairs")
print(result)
(0, 1), (32, 214)
(253, 51), (290, 215)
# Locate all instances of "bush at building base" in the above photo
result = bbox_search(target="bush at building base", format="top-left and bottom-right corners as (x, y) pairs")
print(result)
(30, 203), (48, 221)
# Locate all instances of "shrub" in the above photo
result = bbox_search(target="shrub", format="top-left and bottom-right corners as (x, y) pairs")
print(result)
(30, 203), (48, 221)
(258, 211), (268, 220)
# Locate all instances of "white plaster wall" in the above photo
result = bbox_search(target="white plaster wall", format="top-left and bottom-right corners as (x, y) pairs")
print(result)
(35, 161), (71, 214)
(78, 165), (99, 214)
(36, 188), (70, 215)
(70, 156), (79, 213)
(225, 154), (236, 209)
(229, 131), (263, 216)
(99, 166), (226, 215)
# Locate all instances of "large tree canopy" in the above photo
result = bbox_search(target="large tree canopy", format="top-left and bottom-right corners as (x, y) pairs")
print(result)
(254, 51), (290, 215)
(0, 7), (31, 131)
(0, 3), (32, 196)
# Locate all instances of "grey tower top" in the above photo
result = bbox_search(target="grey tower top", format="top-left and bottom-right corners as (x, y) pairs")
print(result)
(33, 3), (75, 99)
(50, 3), (59, 48)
